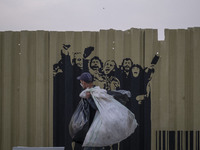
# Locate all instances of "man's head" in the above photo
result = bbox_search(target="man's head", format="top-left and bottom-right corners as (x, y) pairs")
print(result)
(90, 56), (103, 71)
(103, 60), (116, 75)
(73, 52), (83, 68)
(77, 72), (93, 89)
(131, 64), (142, 77)
(121, 58), (133, 72)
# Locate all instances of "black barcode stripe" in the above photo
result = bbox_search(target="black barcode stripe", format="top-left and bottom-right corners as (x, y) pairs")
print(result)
(186, 131), (188, 150)
(169, 131), (175, 150)
(198, 131), (199, 150)
(181, 131), (183, 150)
(163, 131), (166, 150)
(178, 131), (180, 150)
(190, 131), (193, 150)
(197, 131), (198, 150)
(167, 131), (169, 150)
(196, 131), (199, 150)
(159, 131), (161, 150)
(156, 131), (157, 150)
(196, 131), (198, 150)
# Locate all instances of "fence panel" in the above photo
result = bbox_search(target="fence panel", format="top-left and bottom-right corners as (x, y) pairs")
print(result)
(0, 28), (200, 150)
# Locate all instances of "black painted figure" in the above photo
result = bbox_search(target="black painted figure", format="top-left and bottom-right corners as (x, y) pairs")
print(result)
(53, 47), (74, 150)
(102, 60), (120, 90)
(119, 58), (133, 90)
(89, 56), (104, 86)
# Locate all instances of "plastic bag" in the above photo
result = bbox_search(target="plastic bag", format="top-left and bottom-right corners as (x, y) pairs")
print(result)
(107, 90), (131, 105)
(80, 86), (138, 147)
(87, 97), (98, 110)
(69, 99), (90, 144)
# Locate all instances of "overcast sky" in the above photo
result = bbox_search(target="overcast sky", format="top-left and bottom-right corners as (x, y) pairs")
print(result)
(0, 0), (200, 40)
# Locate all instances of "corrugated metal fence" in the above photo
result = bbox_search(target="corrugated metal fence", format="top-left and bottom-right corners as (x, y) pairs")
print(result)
(0, 28), (200, 150)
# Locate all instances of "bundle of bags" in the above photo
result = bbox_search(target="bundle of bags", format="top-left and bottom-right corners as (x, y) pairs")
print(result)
(69, 86), (138, 147)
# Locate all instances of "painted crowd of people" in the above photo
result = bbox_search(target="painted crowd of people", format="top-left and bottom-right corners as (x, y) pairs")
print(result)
(53, 45), (159, 150)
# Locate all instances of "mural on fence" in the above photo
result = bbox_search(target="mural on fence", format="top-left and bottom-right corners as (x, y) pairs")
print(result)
(53, 44), (159, 150)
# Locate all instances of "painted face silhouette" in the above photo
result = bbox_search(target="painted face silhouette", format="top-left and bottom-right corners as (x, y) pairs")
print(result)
(132, 66), (140, 77)
(103, 60), (115, 75)
(75, 53), (83, 68)
(90, 59), (101, 71)
(123, 60), (132, 71)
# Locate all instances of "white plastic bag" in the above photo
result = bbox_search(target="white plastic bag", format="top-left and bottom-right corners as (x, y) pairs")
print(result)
(79, 86), (138, 147)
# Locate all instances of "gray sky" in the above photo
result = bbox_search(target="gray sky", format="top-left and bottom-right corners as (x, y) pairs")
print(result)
(0, 0), (200, 40)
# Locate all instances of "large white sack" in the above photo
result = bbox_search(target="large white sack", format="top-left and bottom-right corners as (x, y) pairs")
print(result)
(79, 86), (138, 147)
